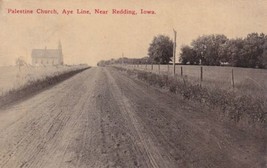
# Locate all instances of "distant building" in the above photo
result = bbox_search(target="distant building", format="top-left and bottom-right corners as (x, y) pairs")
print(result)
(31, 41), (63, 66)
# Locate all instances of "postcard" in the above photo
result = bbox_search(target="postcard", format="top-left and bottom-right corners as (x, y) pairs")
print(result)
(0, 0), (266, 167)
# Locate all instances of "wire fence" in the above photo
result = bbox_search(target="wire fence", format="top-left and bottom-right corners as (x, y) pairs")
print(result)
(115, 64), (267, 95)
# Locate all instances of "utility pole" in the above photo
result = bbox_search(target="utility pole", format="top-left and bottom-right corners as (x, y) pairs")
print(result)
(173, 29), (177, 76)
(122, 52), (124, 65)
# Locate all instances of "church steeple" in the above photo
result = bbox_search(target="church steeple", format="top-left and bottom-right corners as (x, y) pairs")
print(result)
(58, 40), (63, 65)
(58, 40), (62, 51)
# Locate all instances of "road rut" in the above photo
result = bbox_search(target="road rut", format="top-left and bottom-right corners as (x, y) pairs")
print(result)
(0, 67), (265, 168)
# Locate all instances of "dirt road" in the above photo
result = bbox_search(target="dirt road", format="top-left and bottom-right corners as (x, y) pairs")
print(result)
(0, 67), (265, 168)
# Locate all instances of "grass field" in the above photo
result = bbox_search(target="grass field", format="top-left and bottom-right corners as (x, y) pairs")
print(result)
(0, 65), (88, 96)
(118, 64), (267, 96)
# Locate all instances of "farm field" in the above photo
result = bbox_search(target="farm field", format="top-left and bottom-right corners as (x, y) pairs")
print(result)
(118, 64), (267, 96)
(0, 67), (265, 168)
(0, 65), (88, 96)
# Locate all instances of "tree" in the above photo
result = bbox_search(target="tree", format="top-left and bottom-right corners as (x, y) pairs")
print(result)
(222, 33), (267, 68)
(242, 33), (266, 68)
(191, 34), (228, 65)
(148, 35), (173, 64)
(15, 57), (27, 71)
(179, 45), (198, 65)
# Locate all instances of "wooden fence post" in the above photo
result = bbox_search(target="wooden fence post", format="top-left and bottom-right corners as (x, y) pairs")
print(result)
(200, 66), (203, 82)
(151, 63), (153, 71)
(167, 64), (169, 74)
(232, 69), (235, 88)
(181, 66), (183, 76)
(158, 64), (160, 74)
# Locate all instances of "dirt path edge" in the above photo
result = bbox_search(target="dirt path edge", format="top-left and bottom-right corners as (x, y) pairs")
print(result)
(0, 67), (90, 108)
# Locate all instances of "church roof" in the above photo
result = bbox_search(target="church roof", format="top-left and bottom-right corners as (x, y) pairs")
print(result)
(31, 49), (61, 58)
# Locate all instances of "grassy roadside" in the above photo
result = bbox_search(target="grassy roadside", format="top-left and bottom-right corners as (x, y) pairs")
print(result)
(113, 66), (266, 129)
(0, 67), (90, 108)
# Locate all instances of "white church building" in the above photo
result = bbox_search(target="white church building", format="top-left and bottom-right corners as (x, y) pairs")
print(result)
(31, 41), (64, 66)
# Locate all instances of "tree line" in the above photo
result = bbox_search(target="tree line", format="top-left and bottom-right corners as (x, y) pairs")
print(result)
(97, 32), (267, 68)
(97, 57), (150, 66)
(180, 33), (267, 68)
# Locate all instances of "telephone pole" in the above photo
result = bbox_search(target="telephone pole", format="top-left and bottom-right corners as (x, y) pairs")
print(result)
(122, 52), (124, 65)
(173, 29), (177, 75)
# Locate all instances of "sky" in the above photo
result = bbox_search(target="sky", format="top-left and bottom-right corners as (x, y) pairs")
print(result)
(0, 0), (267, 66)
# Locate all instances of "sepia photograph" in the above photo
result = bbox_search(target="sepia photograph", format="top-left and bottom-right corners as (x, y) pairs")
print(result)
(0, 0), (266, 167)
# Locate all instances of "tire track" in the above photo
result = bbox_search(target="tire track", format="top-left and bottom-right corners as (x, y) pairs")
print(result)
(105, 68), (176, 168)
(108, 67), (265, 168)
(0, 68), (96, 168)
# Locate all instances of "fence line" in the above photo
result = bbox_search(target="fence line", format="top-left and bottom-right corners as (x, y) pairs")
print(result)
(116, 64), (245, 89)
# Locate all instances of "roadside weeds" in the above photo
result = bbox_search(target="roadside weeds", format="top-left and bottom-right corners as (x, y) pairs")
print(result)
(0, 67), (90, 108)
(113, 66), (266, 129)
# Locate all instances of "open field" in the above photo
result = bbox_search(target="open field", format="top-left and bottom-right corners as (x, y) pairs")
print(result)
(0, 65), (88, 96)
(0, 67), (265, 168)
(117, 64), (267, 96)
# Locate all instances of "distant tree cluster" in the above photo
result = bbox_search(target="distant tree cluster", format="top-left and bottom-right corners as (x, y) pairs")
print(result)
(97, 57), (151, 66)
(180, 33), (267, 68)
(98, 32), (267, 69)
